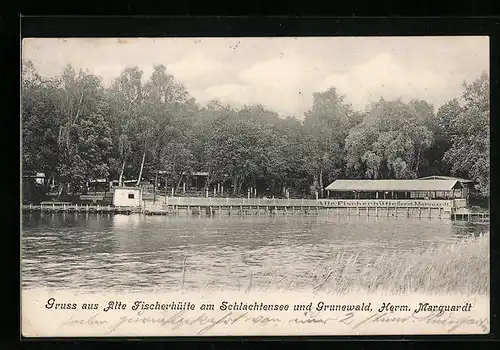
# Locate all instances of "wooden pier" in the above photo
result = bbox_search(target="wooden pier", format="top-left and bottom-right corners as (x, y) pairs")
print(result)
(451, 207), (490, 222)
(22, 202), (141, 214)
(21, 197), (488, 221)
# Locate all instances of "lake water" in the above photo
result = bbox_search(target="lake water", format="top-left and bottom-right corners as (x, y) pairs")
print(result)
(21, 213), (488, 292)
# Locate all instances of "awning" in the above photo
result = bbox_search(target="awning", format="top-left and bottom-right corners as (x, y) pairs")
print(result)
(325, 179), (463, 192)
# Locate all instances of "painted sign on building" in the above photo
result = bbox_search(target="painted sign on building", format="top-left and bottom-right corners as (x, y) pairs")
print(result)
(316, 199), (455, 208)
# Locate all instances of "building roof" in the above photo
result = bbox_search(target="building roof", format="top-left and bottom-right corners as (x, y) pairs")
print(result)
(89, 179), (107, 183)
(417, 175), (475, 183)
(113, 186), (142, 191)
(325, 179), (463, 192)
(22, 171), (45, 178)
(159, 171), (210, 176)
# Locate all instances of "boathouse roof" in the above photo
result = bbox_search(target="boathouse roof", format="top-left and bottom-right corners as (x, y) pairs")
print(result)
(417, 175), (475, 183)
(325, 179), (463, 192)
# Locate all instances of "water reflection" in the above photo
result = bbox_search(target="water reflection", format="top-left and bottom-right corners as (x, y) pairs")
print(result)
(21, 213), (488, 292)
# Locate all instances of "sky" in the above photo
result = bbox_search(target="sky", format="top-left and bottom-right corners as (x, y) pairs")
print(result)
(22, 36), (489, 118)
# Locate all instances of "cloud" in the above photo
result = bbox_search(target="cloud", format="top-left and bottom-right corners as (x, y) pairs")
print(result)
(167, 54), (227, 87)
(22, 37), (489, 116)
(224, 54), (319, 115)
(319, 53), (451, 111)
(238, 54), (317, 89)
(186, 54), (319, 116)
(202, 84), (253, 107)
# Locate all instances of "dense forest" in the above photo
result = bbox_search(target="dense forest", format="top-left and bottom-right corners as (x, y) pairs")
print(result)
(21, 61), (490, 199)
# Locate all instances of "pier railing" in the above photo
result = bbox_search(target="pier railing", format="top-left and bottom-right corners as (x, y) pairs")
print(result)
(159, 197), (318, 207)
(23, 203), (140, 213)
(148, 197), (458, 209)
(23, 197), (464, 212)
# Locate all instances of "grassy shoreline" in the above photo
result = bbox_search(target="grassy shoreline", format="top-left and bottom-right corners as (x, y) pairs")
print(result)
(313, 234), (489, 295)
(199, 234), (489, 295)
(22, 234), (489, 296)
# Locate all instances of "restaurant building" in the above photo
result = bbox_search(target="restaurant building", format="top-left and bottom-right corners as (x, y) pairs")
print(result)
(324, 179), (467, 201)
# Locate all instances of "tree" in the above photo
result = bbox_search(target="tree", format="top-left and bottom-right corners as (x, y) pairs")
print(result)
(55, 65), (113, 195)
(140, 65), (196, 194)
(21, 60), (61, 190)
(21, 59), (489, 203)
(201, 104), (287, 196)
(303, 88), (359, 196)
(443, 72), (490, 196)
(106, 67), (144, 185)
(345, 99), (434, 180)
(420, 99), (461, 176)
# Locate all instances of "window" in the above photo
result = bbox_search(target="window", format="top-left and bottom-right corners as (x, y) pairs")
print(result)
(128, 193), (135, 199)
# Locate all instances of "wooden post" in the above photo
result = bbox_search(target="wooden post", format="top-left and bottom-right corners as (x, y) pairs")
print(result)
(183, 182), (186, 193)
(221, 184), (224, 195)
(164, 175), (168, 202)
(172, 187), (175, 196)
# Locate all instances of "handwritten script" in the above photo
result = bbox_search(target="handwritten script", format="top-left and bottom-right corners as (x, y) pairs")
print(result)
(59, 309), (489, 335)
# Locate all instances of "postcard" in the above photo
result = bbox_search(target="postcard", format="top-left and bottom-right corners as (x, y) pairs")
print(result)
(21, 36), (490, 337)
